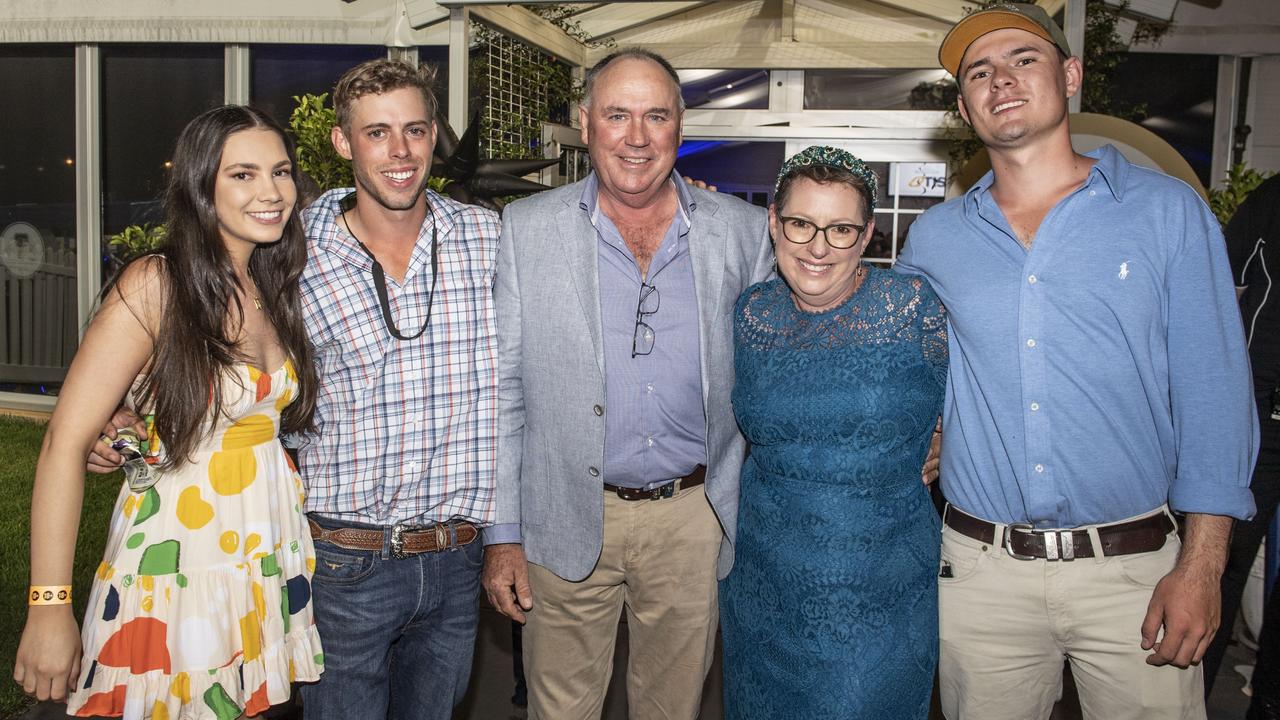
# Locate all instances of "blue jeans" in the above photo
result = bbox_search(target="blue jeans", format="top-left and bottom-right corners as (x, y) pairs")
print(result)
(300, 516), (483, 720)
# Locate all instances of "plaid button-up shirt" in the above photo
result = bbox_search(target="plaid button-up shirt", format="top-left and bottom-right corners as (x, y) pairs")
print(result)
(297, 188), (500, 527)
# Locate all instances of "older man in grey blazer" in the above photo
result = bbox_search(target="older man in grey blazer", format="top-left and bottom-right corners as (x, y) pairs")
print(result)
(482, 48), (772, 720)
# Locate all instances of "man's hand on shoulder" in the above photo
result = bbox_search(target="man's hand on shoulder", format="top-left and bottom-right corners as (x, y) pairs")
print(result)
(483, 543), (534, 624)
(1140, 513), (1231, 668)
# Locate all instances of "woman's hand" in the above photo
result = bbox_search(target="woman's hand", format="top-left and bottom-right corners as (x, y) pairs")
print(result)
(13, 606), (82, 702)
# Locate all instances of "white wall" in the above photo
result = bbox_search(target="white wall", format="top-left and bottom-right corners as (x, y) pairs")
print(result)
(1246, 56), (1280, 174)
(1130, 0), (1280, 56)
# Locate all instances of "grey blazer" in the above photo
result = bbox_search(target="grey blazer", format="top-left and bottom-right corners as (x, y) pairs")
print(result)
(494, 177), (773, 581)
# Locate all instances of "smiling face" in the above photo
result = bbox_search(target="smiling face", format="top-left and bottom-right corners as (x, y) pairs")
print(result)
(579, 57), (683, 211)
(214, 128), (297, 254)
(956, 28), (1080, 151)
(332, 86), (437, 213)
(770, 177), (873, 313)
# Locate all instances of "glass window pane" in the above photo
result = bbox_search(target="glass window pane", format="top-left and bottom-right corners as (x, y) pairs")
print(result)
(0, 45), (77, 395)
(679, 69), (769, 110)
(250, 44), (388, 130)
(1110, 52), (1217, 188)
(866, 211), (893, 261)
(897, 195), (945, 211)
(866, 161), (890, 209)
(805, 68), (952, 110)
(102, 44), (224, 243)
(892, 211), (937, 263)
(674, 141), (784, 202)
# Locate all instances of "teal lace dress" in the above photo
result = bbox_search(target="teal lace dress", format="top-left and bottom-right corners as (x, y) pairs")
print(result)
(721, 267), (947, 719)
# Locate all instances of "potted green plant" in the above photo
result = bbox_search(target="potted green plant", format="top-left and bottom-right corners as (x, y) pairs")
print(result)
(1209, 163), (1275, 227)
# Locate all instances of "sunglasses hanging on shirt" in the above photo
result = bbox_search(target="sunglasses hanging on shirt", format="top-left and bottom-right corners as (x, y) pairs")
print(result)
(339, 191), (439, 341)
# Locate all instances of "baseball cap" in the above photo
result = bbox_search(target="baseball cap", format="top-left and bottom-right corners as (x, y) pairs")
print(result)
(938, 3), (1072, 76)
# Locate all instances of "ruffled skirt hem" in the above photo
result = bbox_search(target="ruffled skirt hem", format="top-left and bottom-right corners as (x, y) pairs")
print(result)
(67, 623), (323, 719)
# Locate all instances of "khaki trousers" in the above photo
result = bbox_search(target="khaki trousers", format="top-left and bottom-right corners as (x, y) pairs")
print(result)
(938, 510), (1206, 720)
(524, 485), (722, 720)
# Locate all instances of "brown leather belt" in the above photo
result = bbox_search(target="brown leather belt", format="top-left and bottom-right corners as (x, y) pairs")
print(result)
(604, 465), (706, 501)
(943, 504), (1174, 561)
(308, 517), (479, 559)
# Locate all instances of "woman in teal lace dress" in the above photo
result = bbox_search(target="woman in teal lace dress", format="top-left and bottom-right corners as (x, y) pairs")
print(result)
(721, 146), (948, 719)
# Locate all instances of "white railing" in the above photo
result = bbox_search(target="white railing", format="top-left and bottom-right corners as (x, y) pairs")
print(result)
(1, 243), (77, 386)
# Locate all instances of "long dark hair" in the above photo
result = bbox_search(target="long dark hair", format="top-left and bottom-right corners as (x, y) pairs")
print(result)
(104, 105), (318, 468)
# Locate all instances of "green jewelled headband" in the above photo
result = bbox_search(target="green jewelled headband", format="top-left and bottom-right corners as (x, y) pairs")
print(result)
(775, 145), (879, 212)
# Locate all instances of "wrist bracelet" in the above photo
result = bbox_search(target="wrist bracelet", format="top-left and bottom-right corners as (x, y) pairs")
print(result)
(28, 585), (72, 606)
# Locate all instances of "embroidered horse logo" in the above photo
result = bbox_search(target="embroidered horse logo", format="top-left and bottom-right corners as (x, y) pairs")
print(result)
(1118, 262), (1129, 280)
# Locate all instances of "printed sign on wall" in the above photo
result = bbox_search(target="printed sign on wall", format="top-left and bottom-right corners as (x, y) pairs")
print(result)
(890, 162), (947, 197)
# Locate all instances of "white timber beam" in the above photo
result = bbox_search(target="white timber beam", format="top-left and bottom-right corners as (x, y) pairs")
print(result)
(589, 41), (944, 69)
(467, 5), (587, 66)
(225, 44), (250, 105)
(1210, 56), (1241, 189)
(685, 108), (950, 128)
(780, 0), (797, 42)
(769, 70), (804, 112)
(1040, 0), (1067, 15)
(73, 43), (101, 337)
(448, 7), (470, 135)
(861, 0), (974, 25)
(405, 0), (449, 28)
(573, 2), (709, 42)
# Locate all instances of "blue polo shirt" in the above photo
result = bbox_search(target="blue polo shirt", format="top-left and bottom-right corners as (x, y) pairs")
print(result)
(896, 144), (1257, 528)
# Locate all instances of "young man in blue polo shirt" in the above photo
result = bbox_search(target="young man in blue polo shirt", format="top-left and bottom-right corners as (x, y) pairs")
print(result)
(897, 4), (1258, 718)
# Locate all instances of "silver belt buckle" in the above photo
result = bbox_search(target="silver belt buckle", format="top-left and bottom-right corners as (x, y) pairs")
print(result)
(1003, 522), (1037, 561)
(1041, 530), (1076, 561)
(1056, 530), (1075, 561)
(647, 481), (677, 500)
(390, 523), (411, 559)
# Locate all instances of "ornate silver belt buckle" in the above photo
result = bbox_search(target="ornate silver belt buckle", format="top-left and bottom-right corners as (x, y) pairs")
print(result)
(390, 523), (410, 559)
(1003, 522), (1037, 561)
(1054, 531), (1075, 561)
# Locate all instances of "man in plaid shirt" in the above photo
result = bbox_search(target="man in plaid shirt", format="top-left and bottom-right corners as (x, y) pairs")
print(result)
(294, 60), (499, 719)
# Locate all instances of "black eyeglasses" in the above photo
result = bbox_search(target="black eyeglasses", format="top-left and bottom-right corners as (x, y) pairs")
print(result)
(778, 215), (867, 250)
(632, 283), (659, 358)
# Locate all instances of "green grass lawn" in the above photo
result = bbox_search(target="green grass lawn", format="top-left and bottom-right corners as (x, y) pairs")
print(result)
(0, 415), (121, 719)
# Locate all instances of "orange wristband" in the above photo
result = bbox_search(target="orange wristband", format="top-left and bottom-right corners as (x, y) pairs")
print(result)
(28, 585), (72, 606)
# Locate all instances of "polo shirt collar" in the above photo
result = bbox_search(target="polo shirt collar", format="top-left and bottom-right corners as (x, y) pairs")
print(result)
(965, 142), (1128, 212)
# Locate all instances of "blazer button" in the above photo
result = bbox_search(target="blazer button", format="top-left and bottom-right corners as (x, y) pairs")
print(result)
(593, 405), (604, 416)
(588, 466), (600, 477)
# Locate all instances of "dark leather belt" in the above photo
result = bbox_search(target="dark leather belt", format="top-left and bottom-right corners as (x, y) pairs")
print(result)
(604, 465), (706, 501)
(943, 504), (1174, 561)
(308, 517), (479, 559)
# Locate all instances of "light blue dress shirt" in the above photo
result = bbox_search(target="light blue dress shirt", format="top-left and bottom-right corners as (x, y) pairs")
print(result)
(896, 145), (1258, 528)
(587, 173), (707, 488)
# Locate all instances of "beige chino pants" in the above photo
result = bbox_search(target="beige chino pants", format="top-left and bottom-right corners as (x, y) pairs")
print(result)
(524, 485), (722, 720)
(938, 510), (1205, 720)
